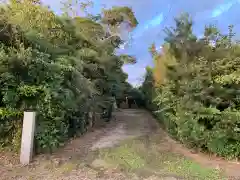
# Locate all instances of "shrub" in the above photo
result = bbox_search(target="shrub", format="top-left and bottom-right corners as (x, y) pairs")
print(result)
(144, 13), (240, 159)
(0, 108), (23, 152)
(0, 1), (138, 153)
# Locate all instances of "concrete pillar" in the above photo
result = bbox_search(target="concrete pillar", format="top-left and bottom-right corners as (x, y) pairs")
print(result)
(113, 97), (117, 110)
(20, 111), (36, 165)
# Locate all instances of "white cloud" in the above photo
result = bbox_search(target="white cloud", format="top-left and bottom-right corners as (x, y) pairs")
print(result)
(211, 0), (236, 18)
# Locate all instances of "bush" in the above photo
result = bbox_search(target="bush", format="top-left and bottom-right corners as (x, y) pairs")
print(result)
(0, 108), (23, 152)
(144, 14), (240, 159)
(158, 45), (240, 158)
(0, 1), (138, 153)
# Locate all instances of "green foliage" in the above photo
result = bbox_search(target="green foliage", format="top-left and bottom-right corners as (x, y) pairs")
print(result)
(143, 13), (240, 159)
(101, 6), (138, 28)
(0, 1), (138, 153)
(0, 108), (23, 151)
(140, 66), (158, 111)
(126, 88), (145, 108)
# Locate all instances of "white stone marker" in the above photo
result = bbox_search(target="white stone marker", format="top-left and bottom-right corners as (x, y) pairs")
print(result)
(20, 111), (36, 165)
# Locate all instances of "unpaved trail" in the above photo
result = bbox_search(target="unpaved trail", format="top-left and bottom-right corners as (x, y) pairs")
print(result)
(1, 109), (240, 180)
(91, 109), (156, 150)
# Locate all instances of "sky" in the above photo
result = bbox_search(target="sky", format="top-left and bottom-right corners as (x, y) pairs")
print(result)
(43, 0), (240, 86)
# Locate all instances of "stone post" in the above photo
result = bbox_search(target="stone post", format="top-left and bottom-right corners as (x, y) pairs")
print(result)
(20, 111), (36, 165)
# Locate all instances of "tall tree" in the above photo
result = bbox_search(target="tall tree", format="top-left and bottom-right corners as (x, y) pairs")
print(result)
(0, 0), (139, 152)
(147, 13), (240, 159)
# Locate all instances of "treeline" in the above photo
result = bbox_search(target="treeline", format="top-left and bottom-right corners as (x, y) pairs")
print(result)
(0, 0), (138, 153)
(141, 13), (240, 159)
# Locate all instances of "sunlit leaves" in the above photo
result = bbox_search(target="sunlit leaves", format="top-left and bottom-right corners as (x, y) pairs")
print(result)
(0, 0), (139, 152)
(146, 13), (240, 158)
(101, 6), (138, 28)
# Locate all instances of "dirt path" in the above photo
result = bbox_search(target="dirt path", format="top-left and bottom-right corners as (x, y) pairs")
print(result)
(1, 109), (240, 180)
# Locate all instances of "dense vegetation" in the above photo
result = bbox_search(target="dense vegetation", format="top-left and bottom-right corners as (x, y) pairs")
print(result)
(142, 13), (240, 159)
(0, 0), (138, 153)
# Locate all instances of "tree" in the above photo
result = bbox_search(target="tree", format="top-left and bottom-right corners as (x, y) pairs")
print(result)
(0, 0), (138, 152)
(144, 13), (240, 159)
(140, 66), (157, 110)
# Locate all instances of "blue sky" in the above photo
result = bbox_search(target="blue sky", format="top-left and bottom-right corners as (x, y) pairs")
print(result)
(43, 0), (240, 86)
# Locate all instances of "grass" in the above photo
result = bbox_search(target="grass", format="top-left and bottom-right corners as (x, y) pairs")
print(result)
(0, 138), (227, 180)
(98, 135), (226, 180)
(57, 162), (78, 174)
(100, 143), (145, 171)
(0, 115), (228, 180)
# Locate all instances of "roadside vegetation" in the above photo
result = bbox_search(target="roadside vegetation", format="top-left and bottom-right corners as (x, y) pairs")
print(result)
(141, 13), (240, 159)
(0, 0), (138, 153)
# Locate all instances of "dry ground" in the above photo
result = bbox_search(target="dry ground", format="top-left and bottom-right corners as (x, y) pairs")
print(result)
(1, 109), (240, 180)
